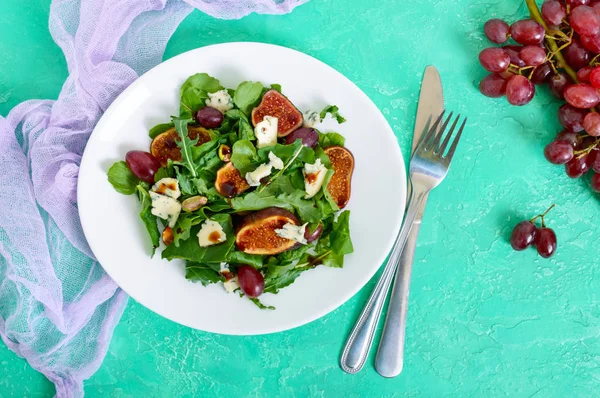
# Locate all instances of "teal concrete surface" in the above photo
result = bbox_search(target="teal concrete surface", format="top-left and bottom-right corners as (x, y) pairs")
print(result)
(1, 0), (599, 396)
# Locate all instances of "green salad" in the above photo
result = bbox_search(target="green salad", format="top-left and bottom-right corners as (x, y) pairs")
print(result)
(107, 73), (354, 309)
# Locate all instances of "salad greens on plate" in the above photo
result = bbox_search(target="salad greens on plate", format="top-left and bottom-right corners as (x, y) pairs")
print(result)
(107, 73), (355, 309)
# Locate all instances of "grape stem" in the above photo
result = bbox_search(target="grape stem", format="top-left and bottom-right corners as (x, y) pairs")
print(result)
(529, 203), (556, 227)
(526, 0), (578, 83)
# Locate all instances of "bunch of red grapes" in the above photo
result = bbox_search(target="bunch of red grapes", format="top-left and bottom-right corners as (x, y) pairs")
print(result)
(478, 0), (600, 192)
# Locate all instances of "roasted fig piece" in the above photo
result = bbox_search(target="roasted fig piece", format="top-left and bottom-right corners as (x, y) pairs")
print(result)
(324, 146), (354, 209)
(150, 126), (212, 166)
(251, 90), (303, 137)
(214, 163), (250, 197)
(235, 207), (300, 255)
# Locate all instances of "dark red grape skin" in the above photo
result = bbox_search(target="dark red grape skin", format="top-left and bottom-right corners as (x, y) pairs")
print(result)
(590, 149), (600, 173)
(555, 130), (579, 147)
(284, 127), (319, 148)
(542, 0), (567, 26)
(479, 48), (511, 73)
(510, 221), (537, 251)
(565, 154), (591, 178)
(580, 33), (600, 53)
(304, 223), (323, 243)
(564, 83), (600, 108)
(591, 173), (600, 192)
(563, 40), (591, 69)
(577, 66), (595, 83)
(479, 74), (508, 97)
(506, 75), (535, 106)
(590, 67), (600, 88)
(503, 45), (526, 67)
(484, 19), (510, 43)
(535, 227), (557, 258)
(520, 45), (547, 66)
(548, 73), (572, 100)
(568, 0), (591, 6)
(237, 265), (265, 298)
(125, 151), (161, 183)
(544, 140), (575, 164)
(583, 112), (600, 136)
(531, 63), (553, 84)
(570, 5), (600, 37)
(558, 104), (588, 132)
(195, 107), (223, 128)
(510, 19), (545, 45)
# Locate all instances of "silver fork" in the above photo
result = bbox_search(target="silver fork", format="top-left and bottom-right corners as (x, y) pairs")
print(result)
(340, 111), (467, 374)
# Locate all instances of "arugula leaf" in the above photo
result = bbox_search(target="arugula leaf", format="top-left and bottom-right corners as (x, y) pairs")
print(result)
(233, 81), (265, 115)
(279, 190), (322, 223)
(154, 167), (170, 182)
(136, 184), (160, 255)
(264, 262), (308, 294)
(257, 140), (315, 169)
(249, 297), (275, 310)
(185, 262), (224, 286)
(230, 190), (294, 213)
(320, 105), (346, 124)
(330, 210), (353, 255)
(225, 109), (246, 120)
(180, 73), (223, 118)
(320, 169), (340, 216)
(108, 161), (139, 195)
(191, 138), (220, 162)
(149, 123), (174, 139)
(230, 140), (259, 175)
(172, 201), (231, 247)
(318, 131), (346, 148)
(173, 117), (199, 177)
(162, 213), (235, 262)
(175, 167), (196, 195)
(238, 116), (255, 141)
(314, 145), (331, 168)
(225, 251), (264, 268)
(270, 83), (282, 93)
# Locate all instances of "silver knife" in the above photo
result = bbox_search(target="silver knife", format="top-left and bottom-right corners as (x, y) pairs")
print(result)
(374, 66), (444, 377)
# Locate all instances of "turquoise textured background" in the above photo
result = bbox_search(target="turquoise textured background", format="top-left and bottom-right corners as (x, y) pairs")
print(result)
(2, 0), (600, 396)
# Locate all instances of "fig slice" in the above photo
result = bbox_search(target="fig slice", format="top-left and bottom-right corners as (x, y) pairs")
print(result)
(150, 126), (212, 166)
(235, 207), (300, 255)
(324, 146), (354, 209)
(251, 90), (303, 137)
(214, 163), (250, 197)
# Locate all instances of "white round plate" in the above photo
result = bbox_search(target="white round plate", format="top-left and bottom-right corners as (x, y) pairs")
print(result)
(79, 42), (406, 335)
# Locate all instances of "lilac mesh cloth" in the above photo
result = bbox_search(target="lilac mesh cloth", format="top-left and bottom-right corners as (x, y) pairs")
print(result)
(0, 0), (307, 396)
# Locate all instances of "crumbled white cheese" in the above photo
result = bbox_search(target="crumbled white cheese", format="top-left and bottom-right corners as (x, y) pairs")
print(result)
(303, 110), (321, 128)
(275, 222), (308, 245)
(197, 219), (226, 247)
(152, 178), (181, 199)
(245, 163), (272, 187)
(303, 158), (328, 199)
(205, 89), (234, 113)
(149, 192), (181, 228)
(223, 276), (239, 293)
(219, 262), (229, 273)
(254, 116), (278, 148)
(244, 152), (284, 187)
(268, 151), (284, 170)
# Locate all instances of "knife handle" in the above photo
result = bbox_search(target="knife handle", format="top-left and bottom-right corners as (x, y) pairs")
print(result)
(374, 193), (428, 377)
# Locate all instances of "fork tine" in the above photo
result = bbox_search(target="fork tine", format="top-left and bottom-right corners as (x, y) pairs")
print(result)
(438, 114), (460, 154)
(418, 111), (445, 151)
(430, 112), (454, 150)
(445, 117), (467, 161)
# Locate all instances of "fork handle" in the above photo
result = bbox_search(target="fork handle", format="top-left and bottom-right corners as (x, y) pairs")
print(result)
(340, 183), (429, 374)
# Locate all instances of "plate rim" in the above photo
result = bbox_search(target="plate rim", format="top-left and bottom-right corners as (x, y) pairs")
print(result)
(78, 41), (406, 335)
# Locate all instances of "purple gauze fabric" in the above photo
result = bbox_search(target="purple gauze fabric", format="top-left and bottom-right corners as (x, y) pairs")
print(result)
(0, 0), (308, 396)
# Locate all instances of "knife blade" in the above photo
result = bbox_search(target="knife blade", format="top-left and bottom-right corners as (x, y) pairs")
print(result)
(374, 66), (444, 377)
